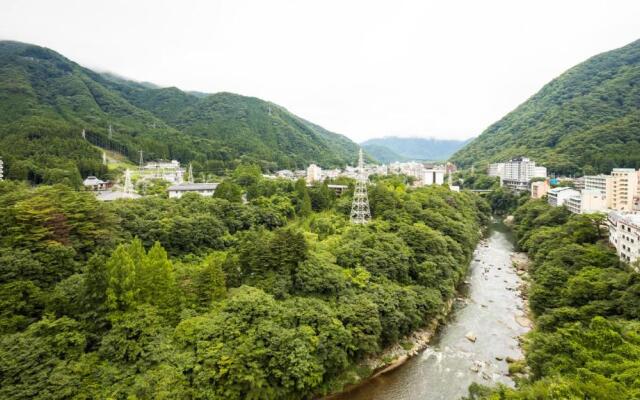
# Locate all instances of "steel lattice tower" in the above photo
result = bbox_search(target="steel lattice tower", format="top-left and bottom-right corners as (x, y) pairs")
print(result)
(350, 148), (371, 224)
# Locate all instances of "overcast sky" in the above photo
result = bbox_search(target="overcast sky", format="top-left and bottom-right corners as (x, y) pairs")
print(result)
(2, 1), (640, 142)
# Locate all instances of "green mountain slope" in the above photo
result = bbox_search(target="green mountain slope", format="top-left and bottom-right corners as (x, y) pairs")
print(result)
(361, 143), (407, 163)
(362, 136), (469, 162)
(451, 39), (640, 175)
(105, 79), (359, 170)
(0, 41), (358, 184)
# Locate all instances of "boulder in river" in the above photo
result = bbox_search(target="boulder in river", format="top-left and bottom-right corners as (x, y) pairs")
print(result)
(465, 332), (477, 342)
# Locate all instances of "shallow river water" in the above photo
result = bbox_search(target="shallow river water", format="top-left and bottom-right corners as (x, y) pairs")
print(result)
(336, 220), (530, 400)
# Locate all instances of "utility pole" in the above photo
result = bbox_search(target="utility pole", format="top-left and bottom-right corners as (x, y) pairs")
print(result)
(108, 124), (113, 140)
(138, 150), (144, 173)
(350, 148), (371, 224)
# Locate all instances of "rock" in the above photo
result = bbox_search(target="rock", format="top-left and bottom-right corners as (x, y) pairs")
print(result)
(495, 356), (504, 361)
(482, 372), (491, 380)
(470, 365), (479, 372)
(465, 332), (477, 342)
(505, 356), (516, 363)
(515, 315), (532, 328)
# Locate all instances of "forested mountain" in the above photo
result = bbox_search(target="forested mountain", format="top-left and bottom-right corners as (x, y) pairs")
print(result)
(0, 41), (358, 184)
(360, 143), (407, 163)
(362, 136), (470, 162)
(452, 38), (640, 175)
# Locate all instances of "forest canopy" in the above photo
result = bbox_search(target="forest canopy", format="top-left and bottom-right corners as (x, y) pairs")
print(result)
(0, 174), (489, 399)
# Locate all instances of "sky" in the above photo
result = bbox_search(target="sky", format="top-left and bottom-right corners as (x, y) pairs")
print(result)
(2, 1), (640, 143)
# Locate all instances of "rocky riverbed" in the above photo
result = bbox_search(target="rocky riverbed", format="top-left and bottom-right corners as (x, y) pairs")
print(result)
(333, 219), (531, 400)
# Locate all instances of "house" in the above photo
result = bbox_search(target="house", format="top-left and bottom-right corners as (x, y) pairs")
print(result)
(83, 176), (110, 191)
(168, 183), (219, 199)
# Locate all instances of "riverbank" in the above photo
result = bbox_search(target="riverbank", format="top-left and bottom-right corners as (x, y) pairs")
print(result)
(510, 250), (533, 330)
(322, 292), (457, 399)
(330, 219), (531, 400)
(322, 240), (483, 400)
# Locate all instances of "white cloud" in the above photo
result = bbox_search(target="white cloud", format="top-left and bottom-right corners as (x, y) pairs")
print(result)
(2, 0), (639, 142)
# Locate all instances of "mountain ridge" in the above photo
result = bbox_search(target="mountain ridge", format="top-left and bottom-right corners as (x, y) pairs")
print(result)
(362, 136), (470, 162)
(0, 40), (359, 184)
(451, 38), (640, 175)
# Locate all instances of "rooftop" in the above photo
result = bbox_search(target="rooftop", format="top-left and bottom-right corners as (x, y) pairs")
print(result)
(548, 187), (578, 194)
(96, 191), (141, 201)
(168, 183), (219, 191)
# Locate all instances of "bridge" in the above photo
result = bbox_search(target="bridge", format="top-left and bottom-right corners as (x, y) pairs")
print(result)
(469, 189), (492, 193)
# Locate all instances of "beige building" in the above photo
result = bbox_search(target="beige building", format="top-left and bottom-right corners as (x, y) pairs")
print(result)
(531, 180), (549, 199)
(565, 189), (607, 214)
(608, 168), (637, 211)
(306, 164), (322, 183)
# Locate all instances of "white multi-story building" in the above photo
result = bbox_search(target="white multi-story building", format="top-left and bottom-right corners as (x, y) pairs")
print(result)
(492, 157), (547, 192)
(423, 169), (445, 185)
(608, 211), (640, 266)
(306, 164), (322, 183)
(584, 174), (611, 196)
(140, 159), (185, 183)
(565, 189), (607, 214)
(548, 187), (580, 207)
(488, 163), (505, 177)
(502, 157), (546, 181)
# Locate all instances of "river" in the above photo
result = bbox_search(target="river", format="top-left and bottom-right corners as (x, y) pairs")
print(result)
(335, 220), (530, 400)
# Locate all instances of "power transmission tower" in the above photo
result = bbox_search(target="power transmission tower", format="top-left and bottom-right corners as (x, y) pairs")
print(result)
(188, 163), (194, 184)
(81, 128), (86, 140)
(138, 150), (144, 172)
(124, 169), (133, 194)
(350, 148), (371, 224)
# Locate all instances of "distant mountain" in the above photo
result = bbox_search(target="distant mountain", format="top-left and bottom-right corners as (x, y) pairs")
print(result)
(362, 136), (470, 162)
(0, 40), (359, 184)
(361, 143), (407, 163)
(451, 38), (640, 175)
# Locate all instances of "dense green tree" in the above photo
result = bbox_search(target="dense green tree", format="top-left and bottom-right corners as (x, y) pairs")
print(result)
(214, 179), (243, 202)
